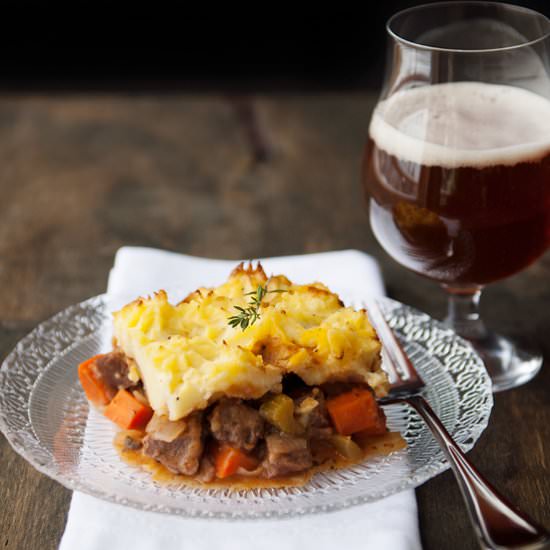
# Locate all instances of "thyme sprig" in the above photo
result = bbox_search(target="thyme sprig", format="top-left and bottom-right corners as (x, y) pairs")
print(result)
(228, 284), (287, 330)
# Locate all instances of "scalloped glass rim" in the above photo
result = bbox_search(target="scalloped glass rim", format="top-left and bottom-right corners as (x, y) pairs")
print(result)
(0, 294), (493, 519)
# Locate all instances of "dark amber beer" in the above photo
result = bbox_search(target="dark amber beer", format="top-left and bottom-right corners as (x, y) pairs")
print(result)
(363, 82), (550, 286)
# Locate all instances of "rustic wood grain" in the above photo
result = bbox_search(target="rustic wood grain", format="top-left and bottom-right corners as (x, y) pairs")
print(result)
(0, 93), (548, 550)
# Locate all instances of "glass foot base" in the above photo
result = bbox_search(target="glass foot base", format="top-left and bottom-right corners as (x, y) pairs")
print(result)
(442, 286), (542, 392)
(466, 332), (542, 393)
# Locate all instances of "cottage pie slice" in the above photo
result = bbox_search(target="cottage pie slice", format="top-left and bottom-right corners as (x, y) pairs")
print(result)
(78, 263), (398, 485)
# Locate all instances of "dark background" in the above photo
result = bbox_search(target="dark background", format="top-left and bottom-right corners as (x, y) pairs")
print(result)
(2, 0), (550, 93)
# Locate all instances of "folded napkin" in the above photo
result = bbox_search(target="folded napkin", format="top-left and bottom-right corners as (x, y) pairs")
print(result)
(60, 247), (421, 550)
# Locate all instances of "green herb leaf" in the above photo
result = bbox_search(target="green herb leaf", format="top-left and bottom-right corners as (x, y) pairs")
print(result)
(227, 284), (287, 331)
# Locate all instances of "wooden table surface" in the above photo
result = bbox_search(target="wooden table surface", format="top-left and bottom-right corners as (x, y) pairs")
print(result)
(0, 93), (548, 550)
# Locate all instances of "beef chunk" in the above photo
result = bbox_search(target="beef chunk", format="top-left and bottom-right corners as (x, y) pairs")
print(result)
(209, 399), (264, 451)
(309, 438), (338, 465)
(95, 351), (136, 394)
(196, 454), (216, 483)
(143, 413), (203, 475)
(263, 434), (313, 478)
(295, 389), (332, 439)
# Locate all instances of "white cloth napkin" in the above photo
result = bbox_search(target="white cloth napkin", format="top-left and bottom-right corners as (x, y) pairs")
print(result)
(60, 247), (421, 550)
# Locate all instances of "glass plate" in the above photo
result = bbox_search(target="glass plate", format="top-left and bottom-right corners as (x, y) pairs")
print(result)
(0, 294), (492, 519)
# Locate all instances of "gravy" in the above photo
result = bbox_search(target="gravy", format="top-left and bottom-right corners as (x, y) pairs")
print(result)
(114, 431), (406, 490)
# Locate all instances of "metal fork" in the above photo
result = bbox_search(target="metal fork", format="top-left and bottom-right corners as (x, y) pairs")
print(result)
(367, 302), (550, 550)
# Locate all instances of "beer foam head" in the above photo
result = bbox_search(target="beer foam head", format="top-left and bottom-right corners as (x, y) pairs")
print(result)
(369, 82), (550, 168)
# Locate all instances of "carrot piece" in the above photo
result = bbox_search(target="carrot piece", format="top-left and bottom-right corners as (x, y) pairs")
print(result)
(326, 388), (387, 436)
(214, 444), (259, 479)
(104, 389), (153, 430)
(78, 354), (112, 406)
(354, 414), (387, 437)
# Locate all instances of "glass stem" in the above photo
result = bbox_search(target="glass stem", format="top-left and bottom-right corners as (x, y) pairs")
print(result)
(442, 286), (488, 342)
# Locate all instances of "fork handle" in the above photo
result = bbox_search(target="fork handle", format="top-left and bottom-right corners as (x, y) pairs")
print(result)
(404, 395), (550, 549)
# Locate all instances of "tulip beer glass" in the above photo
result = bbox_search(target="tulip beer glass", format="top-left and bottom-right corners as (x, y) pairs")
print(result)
(363, 2), (550, 391)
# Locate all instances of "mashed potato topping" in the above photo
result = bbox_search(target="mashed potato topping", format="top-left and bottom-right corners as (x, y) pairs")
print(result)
(113, 263), (387, 420)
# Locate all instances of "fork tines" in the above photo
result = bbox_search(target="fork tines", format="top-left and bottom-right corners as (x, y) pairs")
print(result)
(366, 299), (425, 395)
